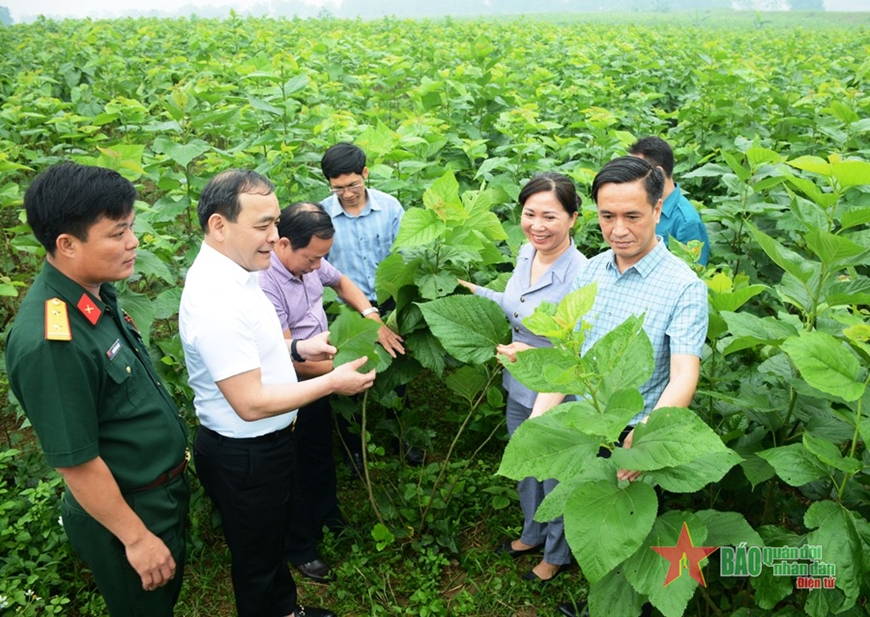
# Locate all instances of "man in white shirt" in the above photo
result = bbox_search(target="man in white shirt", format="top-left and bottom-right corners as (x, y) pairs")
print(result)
(179, 169), (375, 617)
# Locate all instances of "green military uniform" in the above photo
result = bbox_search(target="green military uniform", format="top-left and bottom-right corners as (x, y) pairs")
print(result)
(5, 262), (190, 617)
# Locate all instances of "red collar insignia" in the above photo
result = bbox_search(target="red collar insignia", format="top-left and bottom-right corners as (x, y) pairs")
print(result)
(77, 293), (102, 326)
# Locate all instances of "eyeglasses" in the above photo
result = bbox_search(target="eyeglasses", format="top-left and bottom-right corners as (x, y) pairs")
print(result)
(329, 180), (364, 195)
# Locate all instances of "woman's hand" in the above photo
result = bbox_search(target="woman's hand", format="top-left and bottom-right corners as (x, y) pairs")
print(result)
(456, 278), (477, 293)
(495, 341), (533, 363)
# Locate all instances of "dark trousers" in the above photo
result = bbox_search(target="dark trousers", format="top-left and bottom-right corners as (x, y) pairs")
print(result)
(195, 425), (297, 617)
(62, 475), (189, 617)
(285, 396), (342, 565)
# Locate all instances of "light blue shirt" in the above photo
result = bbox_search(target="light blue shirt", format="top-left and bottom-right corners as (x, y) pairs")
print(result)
(321, 187), (404, 302)
(570, 239), (708, 424)
(658, 184), (710, 266)
(476, 242), (587, 407)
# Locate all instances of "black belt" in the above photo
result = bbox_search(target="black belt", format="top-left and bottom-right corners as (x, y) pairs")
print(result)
(197, 422), (295, 444)
(129, 449), (189, 493)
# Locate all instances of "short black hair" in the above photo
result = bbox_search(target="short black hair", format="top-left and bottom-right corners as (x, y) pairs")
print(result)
(591, 156), (665, 207)
(320, 143), (366, 180)
(518, 172), (581, 215)
(628, 136), (675, 178)
(277, 202), (335, 250)
(197, 169), (275, 232)
(24, 162), (136, 255)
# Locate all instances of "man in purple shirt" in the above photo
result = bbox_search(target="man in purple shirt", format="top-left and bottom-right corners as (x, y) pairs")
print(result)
(259, 202), (403, 584)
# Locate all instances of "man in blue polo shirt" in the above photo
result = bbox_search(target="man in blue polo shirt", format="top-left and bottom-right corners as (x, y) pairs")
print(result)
(629, 136), (710, 266)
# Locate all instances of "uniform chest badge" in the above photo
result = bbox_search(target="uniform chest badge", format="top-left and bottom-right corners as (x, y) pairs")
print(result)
(106, 338), (122, 360)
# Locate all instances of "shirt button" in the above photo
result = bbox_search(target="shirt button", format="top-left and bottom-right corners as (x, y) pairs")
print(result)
(514, 326), (519, 332)
(520, 297), (526, 302)
(514, 312), (519, 318)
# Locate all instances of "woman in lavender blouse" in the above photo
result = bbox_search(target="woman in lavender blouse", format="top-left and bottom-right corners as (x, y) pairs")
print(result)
(459, 172), (587, 583)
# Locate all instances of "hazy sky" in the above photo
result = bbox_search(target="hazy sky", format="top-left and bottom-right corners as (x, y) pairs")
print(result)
(5, 0), (868, 21)
(4, 0), (323, 21)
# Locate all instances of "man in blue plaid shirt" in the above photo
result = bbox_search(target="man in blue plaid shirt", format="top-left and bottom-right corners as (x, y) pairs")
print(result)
(532, 155), (708, 481)
(536, 155), (708, 617)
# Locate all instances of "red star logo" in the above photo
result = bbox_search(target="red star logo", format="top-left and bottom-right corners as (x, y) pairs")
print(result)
(651, 522), (718, 587)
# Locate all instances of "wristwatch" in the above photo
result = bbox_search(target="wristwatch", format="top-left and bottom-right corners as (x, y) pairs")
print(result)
(290, 338), (305, 363)
(361, 306), (379, 317)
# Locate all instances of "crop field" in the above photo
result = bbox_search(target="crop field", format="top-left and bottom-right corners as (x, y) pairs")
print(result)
(0, 9), (869, 617)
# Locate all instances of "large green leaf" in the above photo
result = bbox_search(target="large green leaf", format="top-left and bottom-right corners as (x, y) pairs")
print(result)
(831, 159), (870, 188)
(117, 288), (156, 347)
(331, 308), (391, 373)
(625, 511), (710, 617)
(422, 171), (466, 224)
(564, 479), (658, 584)
(804, 501), (864, 610)
(413, 262), (459, 300)
(650, 449), (742, 493)
(756, 443), (829, 487)
(524, 284), (596, 341)
(393, 208), (445, 249)
(611, 407), (734, 473)
(746, 222), (816, 283)
(788, 155), (831, 176)
(720, 311), (798, 355)
(418, 294), (510, 364)
(695, 509), (763, 547)
(803, 227), (870, 269)
(781, 331), (866, 402)
(134, 248), (175, 285)
(498, 408), (601, 482)
(357, 120), (399, 157)
(587, 563), (646, 617)
(840, 207), (870, 231)
(444, 365), (488, 404)
(404, 330), (446, 376)
(504, 346), (591, 395)
(535, 458), (615, 521)
(708, 284), (768, 312)
(802, 432), (862, 473)
(152, 136), (211, 168)
(462, 188), (508, 242)
(585, 315), (655, 398)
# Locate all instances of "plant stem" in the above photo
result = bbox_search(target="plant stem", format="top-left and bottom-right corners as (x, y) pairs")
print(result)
(358, 390), (386, 527)
(418, 367), (501, 528)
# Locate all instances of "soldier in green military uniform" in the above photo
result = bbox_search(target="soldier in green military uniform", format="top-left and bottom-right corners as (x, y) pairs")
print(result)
(5, 162), (190, 616)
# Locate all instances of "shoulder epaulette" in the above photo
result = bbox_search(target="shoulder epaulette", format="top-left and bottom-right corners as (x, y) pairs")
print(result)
(45, 298), (72, 341)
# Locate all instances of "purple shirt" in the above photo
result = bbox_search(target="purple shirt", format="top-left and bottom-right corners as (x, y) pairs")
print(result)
(259, 251), (342, 339)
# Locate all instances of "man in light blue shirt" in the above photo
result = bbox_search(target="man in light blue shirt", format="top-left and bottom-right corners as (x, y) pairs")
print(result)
(533, 156), (708, 473)
(319, 143), (404, 304)
(319, 143), (424, 466)
(629, 136), (710, 266)
(537, 156), (708, 617)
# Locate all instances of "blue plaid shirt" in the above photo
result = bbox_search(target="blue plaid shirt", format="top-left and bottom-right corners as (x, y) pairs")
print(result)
(321, 188), (404, 302)
(570, 239), (708, 424)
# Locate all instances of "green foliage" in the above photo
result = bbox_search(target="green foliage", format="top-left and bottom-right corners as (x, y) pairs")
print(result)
(0, 448), (93, 615)
(0, 10), (868, 617)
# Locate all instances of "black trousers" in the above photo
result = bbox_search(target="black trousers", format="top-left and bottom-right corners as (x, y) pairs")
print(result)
(285, 396), (342, 565)
(195, 424), (297, 617)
